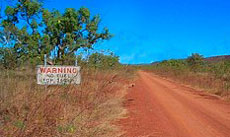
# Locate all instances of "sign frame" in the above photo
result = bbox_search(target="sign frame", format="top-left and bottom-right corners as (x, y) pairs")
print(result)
(36, 65), (81, 85)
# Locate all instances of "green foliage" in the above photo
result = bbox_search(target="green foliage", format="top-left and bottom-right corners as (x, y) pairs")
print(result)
(187, 53), (205, 72)
(148, 53), (206, 74)
(0, 0), (112, 68)
(211, 61), (230, 80)
(0, 0), (43, 68)
(88, 52), (120, 69)
(0, 48), (18, 69)
(42, 7), (112, 64)
(159, 59), (187, 70)
(151, 54), (230, 81)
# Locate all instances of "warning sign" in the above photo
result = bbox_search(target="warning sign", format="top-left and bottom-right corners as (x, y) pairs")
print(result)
(36, 65), (81, 85)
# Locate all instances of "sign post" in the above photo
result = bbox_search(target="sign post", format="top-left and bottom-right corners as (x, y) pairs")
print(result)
(44, 54), (48, 91)
(75, 55), (78, 66)
(44, 54), (47, 67)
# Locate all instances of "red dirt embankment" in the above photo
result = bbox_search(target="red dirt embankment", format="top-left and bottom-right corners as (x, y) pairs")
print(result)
(119, 71), (230, 137)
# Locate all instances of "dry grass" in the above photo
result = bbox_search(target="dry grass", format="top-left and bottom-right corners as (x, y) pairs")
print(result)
(0, 67), (135, 137)
(147, 69), (230, 99)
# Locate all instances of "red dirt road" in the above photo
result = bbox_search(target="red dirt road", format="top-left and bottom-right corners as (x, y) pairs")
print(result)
(119, 71), (230, 137)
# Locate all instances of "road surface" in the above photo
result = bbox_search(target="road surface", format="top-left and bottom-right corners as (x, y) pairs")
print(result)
(119, 71), (230, 137)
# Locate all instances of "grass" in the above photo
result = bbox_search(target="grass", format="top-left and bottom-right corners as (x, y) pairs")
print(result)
(0, 66), (135, 137)
(142, 64), (230, 99)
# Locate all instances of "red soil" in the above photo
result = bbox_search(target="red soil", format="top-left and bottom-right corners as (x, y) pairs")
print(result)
(119, 71), (230, 137)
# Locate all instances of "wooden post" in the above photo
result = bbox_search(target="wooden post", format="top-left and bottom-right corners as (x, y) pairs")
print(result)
(44, 54), (47, 67)
(75, 55), (78, 66)
(44, 54), (47, 91)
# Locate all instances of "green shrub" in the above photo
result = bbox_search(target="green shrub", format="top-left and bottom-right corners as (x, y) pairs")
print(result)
(88, 52), (120, 69)
(186, 53), (205, 72)
(159, 59), (187, 70)
(211, 61), (230, 80)
(0, 48), (18, 69)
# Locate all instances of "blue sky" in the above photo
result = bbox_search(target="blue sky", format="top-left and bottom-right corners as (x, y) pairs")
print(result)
(7, 0), (230, 64)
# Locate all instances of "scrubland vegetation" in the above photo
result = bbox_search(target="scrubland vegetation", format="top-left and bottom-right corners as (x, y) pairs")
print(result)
(0, 57), (135, 137)
(1, 1), (230, 136)
(142, 53), (230, 99)
(0, 0), (136, 136)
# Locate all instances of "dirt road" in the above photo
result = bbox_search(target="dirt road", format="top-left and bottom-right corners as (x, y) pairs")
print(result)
(119, 71), (230, 137)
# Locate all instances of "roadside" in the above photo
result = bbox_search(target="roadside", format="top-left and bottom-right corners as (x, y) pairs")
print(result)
(119, 71), (230, 137)
(0, 67), (135, 137)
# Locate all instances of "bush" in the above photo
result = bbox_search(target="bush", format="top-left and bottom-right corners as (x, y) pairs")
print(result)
(186, 53), (205, 72)
(159, 59), (187, 70)
(211, 61), (230, 80)
(0, 48), (18, 69)
(88, 52), (120, 69)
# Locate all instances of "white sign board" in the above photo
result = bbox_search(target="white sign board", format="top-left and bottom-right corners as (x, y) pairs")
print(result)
(36, 65), (81, 85)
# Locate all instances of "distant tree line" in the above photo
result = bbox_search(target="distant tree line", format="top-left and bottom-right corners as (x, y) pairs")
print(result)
(142, 53), (230, 96)
(148, 53), (230, 80)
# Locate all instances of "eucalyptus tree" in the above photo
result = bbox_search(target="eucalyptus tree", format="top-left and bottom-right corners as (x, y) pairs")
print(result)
(0, 0), (112, 68)
(42, 7), (112, 64)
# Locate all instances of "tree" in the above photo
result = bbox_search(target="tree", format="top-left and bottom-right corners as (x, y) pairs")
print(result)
(0, 0), (112, 68)
(88, 52), (120, 69)
(187, 53), (205, 72)
(42, 7), (112, 64)
(0, 0), (44, 67)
